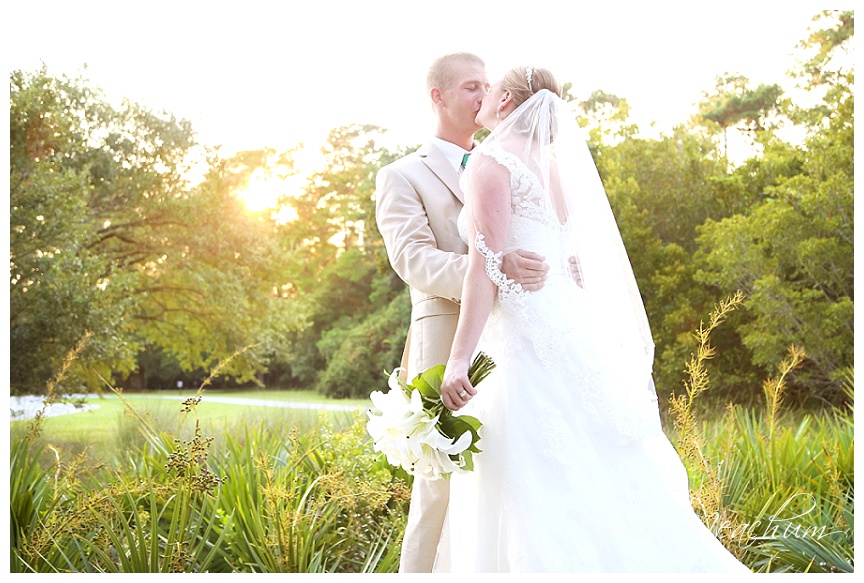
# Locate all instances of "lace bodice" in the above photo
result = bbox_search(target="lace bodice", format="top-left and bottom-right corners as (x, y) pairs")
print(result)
(462, 142), (658, 443)
(481, 143), (557, 227)
(463, 143), (576, 304)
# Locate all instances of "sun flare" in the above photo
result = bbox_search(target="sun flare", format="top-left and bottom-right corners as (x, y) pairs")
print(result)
(235, 147), (321, 220)
(237, 169), (285, 212)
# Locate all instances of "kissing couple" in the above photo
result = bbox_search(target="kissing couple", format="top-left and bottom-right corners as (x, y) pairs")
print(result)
(375, 52), (750, 574)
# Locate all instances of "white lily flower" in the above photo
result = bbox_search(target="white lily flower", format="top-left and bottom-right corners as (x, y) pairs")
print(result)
(387, 367), (406, 391)
(367, 356), (491, 479)
(367, 386), (445, 474)
(414, 430), (473, 480)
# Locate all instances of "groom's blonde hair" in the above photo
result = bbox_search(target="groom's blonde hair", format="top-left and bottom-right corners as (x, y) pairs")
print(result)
(427, 52), (485, 92)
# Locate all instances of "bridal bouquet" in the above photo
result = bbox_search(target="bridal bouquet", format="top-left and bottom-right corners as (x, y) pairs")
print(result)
(366, 353), (495, 480)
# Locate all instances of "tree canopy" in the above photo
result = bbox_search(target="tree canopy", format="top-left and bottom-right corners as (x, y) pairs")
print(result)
(10, 70), (304, 391)
(9, 11), (853, 408)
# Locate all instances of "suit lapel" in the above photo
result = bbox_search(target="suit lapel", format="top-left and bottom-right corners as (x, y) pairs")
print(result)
(419, 142), (464, 204)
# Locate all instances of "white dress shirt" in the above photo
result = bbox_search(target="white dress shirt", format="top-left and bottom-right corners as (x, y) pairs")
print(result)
(431, 137), (472, 174)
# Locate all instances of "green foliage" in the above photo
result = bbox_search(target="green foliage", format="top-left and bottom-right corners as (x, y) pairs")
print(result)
(10, 399), (407, 573)
(272, 126), (411, 395)
(316, 289), (410, 398)
(9, 68), (305, 392)
(702, 406), (854, 572)
(669, 298), (853, 572)
(599, 126), (735, 252)
(575, 11), (853, 404)
(694, 33), (853, 401)
(577, 90), (638, 142)
(595, 124), (754, 398)
(10, 69), (155, 390)
(9, 440), (58, 561)
(9, 11), (852, 415)
(698, 73), (784, 157)
(10, 353), (852, 573)
(9, 293), (852, 573)
(789, 10), (853, 124)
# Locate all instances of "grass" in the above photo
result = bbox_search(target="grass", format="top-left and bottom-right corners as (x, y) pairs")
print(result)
(10, 411), (408, 573)
(13, 384), (851, 573)
(10, 353), (407, 574)
(8, 298), (854, 573)
(665, 293), (853, 572)
(10, 390), (371, 464)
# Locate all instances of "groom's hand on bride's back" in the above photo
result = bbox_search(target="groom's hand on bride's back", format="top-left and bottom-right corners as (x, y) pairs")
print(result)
(502, 250), (549, 291)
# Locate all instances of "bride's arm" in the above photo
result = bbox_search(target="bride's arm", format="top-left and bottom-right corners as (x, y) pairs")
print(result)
(441, 161), (512, 411)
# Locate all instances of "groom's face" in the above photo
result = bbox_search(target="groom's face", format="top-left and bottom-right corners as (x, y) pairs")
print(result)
(440, 62), (489, 136)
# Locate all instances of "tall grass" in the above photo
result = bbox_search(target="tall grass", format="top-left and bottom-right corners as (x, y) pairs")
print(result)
(11, 409), (408, 572)
(10, 343), (408, 573)
(670, 294), (854, 572)
(10, 307), (854, 572)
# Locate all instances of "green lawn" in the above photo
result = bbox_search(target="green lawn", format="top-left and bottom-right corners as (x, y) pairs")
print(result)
(11, 390), (373, 463)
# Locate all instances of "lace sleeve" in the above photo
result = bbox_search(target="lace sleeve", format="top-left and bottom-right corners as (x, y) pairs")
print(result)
(474, 232), (526, 302)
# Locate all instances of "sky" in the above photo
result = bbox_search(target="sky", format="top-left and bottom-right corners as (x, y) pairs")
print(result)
(5, 0), (847, 162)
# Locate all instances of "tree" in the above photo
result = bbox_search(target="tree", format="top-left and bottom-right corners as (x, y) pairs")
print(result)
(577, 90), (639, 145)
(592, 124), (762, 398)
(694, 11), (853, 402)
(269, 125), (411, 395)
(125, 148), (305, 385)
(698, 74), (784, 158)
(792, 10), (854, 99)
(10, 68), (304, 392)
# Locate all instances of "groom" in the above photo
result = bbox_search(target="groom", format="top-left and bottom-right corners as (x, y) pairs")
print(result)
(375, 52), (549, 573)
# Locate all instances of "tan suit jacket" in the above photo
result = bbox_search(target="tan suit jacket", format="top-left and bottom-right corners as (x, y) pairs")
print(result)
(376, 142), (468, 377)
(375, 141), (468, 572)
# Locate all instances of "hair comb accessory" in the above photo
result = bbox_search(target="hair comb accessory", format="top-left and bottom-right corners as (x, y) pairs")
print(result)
(526, 66), (534, 93)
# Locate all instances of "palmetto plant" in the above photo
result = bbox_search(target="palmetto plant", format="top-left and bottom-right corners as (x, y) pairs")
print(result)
(11, 414), (407, 573)
(11, 345), (407, 573)
(10, 318), (852, 572)
(671, 295), (854, 572)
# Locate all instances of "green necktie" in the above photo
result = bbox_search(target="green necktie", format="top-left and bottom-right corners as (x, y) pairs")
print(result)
(461, 153), (470, 169)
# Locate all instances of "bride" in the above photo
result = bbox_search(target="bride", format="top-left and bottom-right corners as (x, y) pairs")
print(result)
(436, 65), (750, 573)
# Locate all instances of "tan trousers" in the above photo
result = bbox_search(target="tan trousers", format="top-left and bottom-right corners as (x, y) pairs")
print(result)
(398, 309), (459, 572)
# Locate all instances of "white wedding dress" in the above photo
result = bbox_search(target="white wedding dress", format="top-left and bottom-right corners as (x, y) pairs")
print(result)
(434, 137), (749, 573)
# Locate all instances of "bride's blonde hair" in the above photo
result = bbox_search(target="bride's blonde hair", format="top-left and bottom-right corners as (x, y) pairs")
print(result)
(502, 66), (561, 107)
